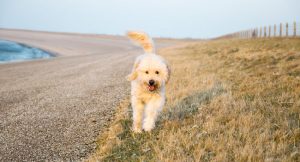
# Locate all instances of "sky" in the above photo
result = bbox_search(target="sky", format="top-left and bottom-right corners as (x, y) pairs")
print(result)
(0, 0), (299, 38)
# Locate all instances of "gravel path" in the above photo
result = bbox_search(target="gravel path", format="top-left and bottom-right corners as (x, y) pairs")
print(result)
(0, 29), (175, 161)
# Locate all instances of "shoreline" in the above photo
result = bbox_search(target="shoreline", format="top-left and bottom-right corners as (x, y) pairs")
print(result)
(0, 39), (57, 64)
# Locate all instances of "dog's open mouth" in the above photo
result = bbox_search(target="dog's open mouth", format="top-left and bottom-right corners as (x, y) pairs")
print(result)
(148, 85), (156, 91)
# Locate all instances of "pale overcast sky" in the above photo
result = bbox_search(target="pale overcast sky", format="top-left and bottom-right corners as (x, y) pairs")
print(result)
(0, 0), (299, 38)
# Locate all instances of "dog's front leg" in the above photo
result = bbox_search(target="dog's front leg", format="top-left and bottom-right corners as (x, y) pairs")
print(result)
(132, 97), (144, 133)
(143, 98), (164, 131)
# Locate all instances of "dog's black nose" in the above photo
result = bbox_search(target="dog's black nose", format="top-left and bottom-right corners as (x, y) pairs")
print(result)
(149, 80), (155, 86)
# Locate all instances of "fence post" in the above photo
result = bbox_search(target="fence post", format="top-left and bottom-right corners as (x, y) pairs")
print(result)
(286, 23), (289, 37)
(294, 21), (297, 37)
(247, 30), (249, 39)
(280, 23), (282, 37)
(260, 27), (262, 38)
(264, 26), (267, 37)
(248, 30), (250, 39)
(249, 30), (251, 39)
(274, 24), (276, 37)
(256, 28), (258, 38)
(248, 30), (250, 38)
(269, 25), (271, 37)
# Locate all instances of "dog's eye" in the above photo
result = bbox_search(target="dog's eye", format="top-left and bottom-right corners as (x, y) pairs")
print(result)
(145, 71), (149, 74)
(155, 71), (159, 74)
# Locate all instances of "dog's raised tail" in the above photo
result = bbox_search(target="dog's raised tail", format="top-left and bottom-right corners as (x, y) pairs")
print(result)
(127, 31), (155, 53)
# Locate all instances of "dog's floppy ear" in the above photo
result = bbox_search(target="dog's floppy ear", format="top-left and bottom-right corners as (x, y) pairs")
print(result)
(126, 71), (137, 81)
(126, 58), (141, 81)
(127, 31), (155, 53)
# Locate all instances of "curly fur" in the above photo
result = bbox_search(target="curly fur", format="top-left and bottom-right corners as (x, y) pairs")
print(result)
(126, 31), (170, 132)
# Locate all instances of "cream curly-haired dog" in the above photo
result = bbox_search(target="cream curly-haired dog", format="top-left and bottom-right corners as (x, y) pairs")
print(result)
(126, 31), (170, 133)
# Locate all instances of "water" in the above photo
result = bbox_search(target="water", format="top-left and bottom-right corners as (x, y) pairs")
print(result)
(0, 40), (53, 63)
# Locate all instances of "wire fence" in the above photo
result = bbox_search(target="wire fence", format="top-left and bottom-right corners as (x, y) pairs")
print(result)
(217, 21), (300, 39)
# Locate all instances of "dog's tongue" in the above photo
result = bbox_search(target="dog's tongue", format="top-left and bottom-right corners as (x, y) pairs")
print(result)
(148, 85), (155, 91)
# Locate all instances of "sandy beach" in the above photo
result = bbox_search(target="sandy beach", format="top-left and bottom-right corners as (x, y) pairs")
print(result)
(0, 29), (176, 161)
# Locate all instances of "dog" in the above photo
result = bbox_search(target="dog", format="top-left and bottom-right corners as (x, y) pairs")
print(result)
(126, 31), (170, 132)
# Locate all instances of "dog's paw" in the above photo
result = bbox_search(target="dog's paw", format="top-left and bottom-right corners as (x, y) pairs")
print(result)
(143, 124), (155, 132)
(143, 127), (153, 132)
(132, 126), (142, 133)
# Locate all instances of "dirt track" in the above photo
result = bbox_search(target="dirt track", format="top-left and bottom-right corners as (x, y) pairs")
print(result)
(0, 29), (176, 161)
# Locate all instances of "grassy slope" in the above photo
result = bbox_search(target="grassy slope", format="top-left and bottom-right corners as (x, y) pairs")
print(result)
(88, 38), (300, 162)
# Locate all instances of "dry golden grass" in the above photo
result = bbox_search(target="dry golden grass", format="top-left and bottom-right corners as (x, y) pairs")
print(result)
(87, 38), (300, 162)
